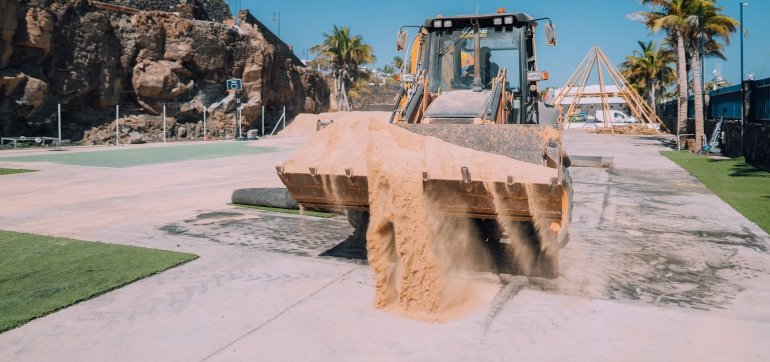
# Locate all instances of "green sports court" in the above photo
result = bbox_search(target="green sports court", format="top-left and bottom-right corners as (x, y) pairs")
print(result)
(0, 142), (275, 168)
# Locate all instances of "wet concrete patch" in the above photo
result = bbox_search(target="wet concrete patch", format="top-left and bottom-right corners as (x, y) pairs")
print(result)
(190, 211), (244, 220)
(605, 249), (745, 310)
(159, 224), (187, 235)
(639, 229), (761, 309)
(694, 227), (768, 253)
(162, 210), (361, 262)
(565, 165), (769, 312)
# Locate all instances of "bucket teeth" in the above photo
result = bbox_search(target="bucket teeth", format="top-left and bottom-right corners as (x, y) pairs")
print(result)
(461, 166), (472, 191)
(460, 166), (471, 184)
(309, 167), (320, 183)
(275, 165), (288, 181)
(549, 177), (558, 195)
(345, 168), (356, 185)
(422, 171), (430, 182)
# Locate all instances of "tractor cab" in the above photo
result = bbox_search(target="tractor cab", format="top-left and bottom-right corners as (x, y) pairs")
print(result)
(393, 10), (556, 125)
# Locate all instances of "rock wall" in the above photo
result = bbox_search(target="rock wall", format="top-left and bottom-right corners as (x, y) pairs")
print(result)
(0, 0), (329, 143)
(745, 122), (770, 171)
(351, 83), (400, 111)
(703, 118), (770, 171)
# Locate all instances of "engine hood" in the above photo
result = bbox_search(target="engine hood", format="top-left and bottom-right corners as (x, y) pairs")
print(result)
(423, 90), (494, 119)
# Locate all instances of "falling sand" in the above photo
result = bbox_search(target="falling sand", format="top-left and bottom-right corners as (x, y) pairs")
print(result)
(281, 118), (559, 321)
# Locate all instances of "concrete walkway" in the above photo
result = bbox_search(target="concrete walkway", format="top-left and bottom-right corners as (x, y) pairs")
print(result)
(0, 132), (768, 361)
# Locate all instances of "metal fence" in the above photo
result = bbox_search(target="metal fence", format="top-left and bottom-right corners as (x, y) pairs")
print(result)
(260, 106), (287, 136)
(750, 78), (770, 121)
(657, 99), (678, 119)
(657, 76), (770, 122)
(709, 84), (742, 119)
(656, 97), (695, 120)
(1, 102), (286, 149)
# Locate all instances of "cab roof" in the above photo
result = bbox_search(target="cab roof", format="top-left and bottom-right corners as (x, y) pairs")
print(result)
(424, 12), (535, 30)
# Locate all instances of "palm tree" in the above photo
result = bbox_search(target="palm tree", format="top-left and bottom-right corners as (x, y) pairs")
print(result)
(392, 56), (404, 71)
(686, 1), (737, 149)
(311, 25), (376, 111)
(638, 0), (737, 148)
(637, 0), (697, 135)
(379, 65), (397, 76)
(621, 45), (652, 103)
(620, 40), (676, 112)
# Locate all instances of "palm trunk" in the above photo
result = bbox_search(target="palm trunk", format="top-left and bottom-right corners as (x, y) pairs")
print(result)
(676, 32), (688, 135)
(648, 83), (655, 111)
(692, 49), (705, 150)
(332, 75), (341, 111)
(650, 82), (657, 116)
(339, 77), (350, 112)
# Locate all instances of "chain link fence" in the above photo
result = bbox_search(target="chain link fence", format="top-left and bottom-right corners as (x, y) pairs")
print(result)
(0, 102), (287, 150)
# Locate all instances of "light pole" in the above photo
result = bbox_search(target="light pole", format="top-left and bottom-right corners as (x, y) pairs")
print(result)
(272, 11), (281, 37)
(740, 2), (748, 154)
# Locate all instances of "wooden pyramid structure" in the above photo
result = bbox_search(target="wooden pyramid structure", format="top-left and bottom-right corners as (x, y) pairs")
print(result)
(552, 46), (667, 132)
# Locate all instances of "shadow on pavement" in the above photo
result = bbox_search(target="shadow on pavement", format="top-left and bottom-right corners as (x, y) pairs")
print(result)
(320, 234), (368, 262)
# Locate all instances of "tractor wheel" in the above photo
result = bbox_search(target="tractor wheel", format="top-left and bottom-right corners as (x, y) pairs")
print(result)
(474, 218), (511, 273)
(346, 210), (369, 238)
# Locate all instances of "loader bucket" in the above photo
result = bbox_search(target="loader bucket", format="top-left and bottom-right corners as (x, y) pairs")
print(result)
(276, 123), (570, 228)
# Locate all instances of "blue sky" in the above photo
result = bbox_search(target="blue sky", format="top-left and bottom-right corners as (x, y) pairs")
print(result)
(233, 0), (769, 88)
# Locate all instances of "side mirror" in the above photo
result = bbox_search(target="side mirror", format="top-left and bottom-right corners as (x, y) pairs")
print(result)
(544, 23), (557, 46)
(396, 29), (408, 51)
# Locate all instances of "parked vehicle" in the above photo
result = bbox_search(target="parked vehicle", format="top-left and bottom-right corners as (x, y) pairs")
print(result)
(568, 111), (587, 122)
(595, 110), (637, 123)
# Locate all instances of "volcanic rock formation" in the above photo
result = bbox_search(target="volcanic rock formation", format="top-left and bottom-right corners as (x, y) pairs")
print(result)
(0, 0), (329, 143)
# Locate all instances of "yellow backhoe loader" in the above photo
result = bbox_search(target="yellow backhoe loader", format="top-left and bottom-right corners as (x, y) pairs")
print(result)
(278, 9), (572, 278)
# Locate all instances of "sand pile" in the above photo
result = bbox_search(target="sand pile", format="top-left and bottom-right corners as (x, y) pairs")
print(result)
(594, 124), (660, 135)
(278, 111), (392, 137)
(281, 118), (557, 321)
(282, 118), (556, 184)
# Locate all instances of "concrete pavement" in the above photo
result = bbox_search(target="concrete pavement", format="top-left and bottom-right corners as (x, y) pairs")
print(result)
(0, 131), (769, 361)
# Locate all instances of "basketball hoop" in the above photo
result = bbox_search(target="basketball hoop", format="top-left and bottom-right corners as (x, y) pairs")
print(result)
(228, 89), (236, 94)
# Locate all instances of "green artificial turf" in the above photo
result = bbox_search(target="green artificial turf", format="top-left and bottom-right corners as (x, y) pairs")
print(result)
(0, 142), (274, 168)
(663, 151), (770, 233)
(0, 168), (36, 175)
(231, 203), (337, 218)
(0, 231), (197, 332)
